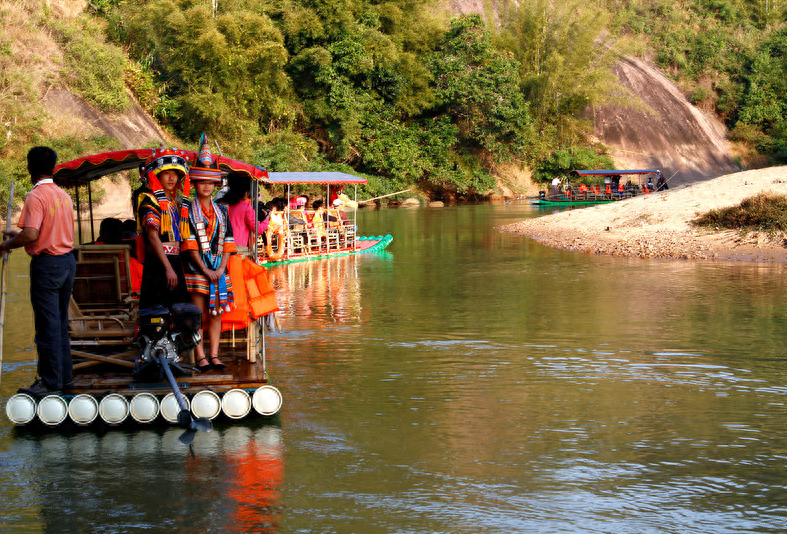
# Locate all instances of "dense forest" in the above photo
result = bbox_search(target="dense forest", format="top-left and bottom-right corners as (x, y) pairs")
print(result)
(1, 0), (786, 203)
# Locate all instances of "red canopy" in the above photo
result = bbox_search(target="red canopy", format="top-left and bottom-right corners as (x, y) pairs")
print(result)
(53, 149), (268, 185)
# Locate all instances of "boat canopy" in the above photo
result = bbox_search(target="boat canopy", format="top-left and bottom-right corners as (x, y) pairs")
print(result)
(53, 148), (267, 185)
(266, 172), (367, 185)
(54, 150), (368, 187)
(570, 169), (661, 177)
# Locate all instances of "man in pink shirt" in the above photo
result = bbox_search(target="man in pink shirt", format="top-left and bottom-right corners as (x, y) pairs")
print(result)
(1, 146), (76, 396)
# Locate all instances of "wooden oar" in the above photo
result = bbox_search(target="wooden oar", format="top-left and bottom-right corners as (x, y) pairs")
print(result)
(0, 181), (16, 387)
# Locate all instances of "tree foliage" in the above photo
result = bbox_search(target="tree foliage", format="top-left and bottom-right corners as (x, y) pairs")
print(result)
(102, 1), (630, 195)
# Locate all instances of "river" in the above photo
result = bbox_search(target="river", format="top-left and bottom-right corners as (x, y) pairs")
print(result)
(2, 203), (787, 533)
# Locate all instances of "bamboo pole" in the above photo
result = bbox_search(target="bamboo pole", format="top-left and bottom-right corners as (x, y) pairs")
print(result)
(358, 188), (412, 203)
(0, 182), (17, 386)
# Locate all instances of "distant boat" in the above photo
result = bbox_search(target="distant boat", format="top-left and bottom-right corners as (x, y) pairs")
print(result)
(257, 171), (393, 265)
(530, 169), (665, 206)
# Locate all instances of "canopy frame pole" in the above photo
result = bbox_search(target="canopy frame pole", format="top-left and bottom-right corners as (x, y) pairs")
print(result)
(261, 317), (266, 377)
(75, 183), (83, 245)
(88, 180), (95, 243)
(251, 176), (259, 262)
(286, 184), (291, 259)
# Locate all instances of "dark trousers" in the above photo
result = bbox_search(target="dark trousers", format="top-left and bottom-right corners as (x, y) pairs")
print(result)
(29, 253), (76, 390)
(138, 253), (187, 310)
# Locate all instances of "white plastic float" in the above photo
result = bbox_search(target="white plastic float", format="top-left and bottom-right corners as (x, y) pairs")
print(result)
(5, 387), (282, 427)
(37, 395), (68, 426)
(129, 393), (160, 424)
(99, 393), (130, 425)
(221, 389), (252, 419)
(191, 390), (222, 420)
(5, 393), (37, 425)
(252, 385), (283, 416)
(68, 394), (99, 425)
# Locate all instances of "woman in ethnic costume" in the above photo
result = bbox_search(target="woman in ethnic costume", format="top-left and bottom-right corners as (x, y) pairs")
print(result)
(136, 148), (192, 310)
(182, 135), (236, 371)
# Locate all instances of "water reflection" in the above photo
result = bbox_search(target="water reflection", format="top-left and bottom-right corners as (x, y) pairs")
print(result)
(4, 422), (282, 533)
(269, 254), (381, 323)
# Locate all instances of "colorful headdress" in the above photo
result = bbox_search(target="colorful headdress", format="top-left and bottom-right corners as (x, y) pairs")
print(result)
(189, 133), (222, 183)
(143, 147), (191, 239)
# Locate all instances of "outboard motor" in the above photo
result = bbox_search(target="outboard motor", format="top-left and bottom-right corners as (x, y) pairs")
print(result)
(134, 303), (213, 445)
(134, 303), (202, 381)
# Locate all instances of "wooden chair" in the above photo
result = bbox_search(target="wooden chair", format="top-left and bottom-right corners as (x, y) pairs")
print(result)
(287, 209), (308, 256)
(310, 209), (339, 251)
(72, 244), (135, 316)
(69, 244), (138, 370)
(326, 209), (346, 248)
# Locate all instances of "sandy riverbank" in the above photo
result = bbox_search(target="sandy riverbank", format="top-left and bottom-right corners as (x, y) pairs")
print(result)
(499, 166), (787, 261)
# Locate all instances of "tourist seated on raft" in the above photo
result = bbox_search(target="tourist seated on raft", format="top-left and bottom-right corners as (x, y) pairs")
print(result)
(121, 219), (138, 254)
(312, 200), (337, 223)
(332, 199), (350, 222)
(93, 217), (123, 245)
(92, 217), (142, 294)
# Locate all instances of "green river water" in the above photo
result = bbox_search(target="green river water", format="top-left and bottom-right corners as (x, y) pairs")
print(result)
(2, 203), (787, 533)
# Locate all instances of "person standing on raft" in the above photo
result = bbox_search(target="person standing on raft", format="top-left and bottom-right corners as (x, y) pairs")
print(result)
(136, 149), (192, 310)
(182, 135), (235, 371)
(1, 147), (76, 397)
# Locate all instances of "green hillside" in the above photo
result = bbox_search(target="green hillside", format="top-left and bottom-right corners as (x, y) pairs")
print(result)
(1, 0), (786, 209)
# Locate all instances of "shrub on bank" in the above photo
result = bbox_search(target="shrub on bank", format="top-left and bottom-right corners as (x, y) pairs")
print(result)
(693, 192), (787, 232)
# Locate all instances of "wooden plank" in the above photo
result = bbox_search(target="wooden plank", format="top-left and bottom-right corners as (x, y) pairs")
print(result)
(72, 349), (136, 369)
(70, 329), (133, 338)
(73, 360), (101, 370)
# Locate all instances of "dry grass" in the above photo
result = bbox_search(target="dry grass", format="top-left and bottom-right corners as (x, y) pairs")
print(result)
(693, 192), (787, 233)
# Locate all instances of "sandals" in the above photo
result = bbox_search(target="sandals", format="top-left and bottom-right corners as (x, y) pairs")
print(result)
(195, 358), (212, 372)
(210, 357), (227, 370)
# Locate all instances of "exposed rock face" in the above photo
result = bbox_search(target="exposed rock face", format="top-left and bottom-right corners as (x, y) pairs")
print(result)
(447, 1), (738, 187)
(43, 88), (166, 149)
(589, 57), (738, 186)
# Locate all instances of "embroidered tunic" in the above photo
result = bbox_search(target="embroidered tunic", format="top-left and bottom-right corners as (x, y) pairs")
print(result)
(183, 200), (236, 311)
(137, 192), (186, 245)
(136, 192), (189, 310)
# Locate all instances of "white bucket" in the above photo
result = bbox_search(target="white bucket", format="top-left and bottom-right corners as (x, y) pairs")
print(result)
(5, 393), (37, 425)
(99, 394), (129, 425)
(129, 393), (160, 423)
(37, 395), (68, 426)
(191, 390), (221, 420)
(68, 394), (99, 425)
(251, 385), (282, 416)
(160, 393), (189, 423)
(221, 389), (251, 420)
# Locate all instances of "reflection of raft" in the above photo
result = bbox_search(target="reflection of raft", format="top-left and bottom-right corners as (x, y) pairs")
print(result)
(4, 148), (284, 435)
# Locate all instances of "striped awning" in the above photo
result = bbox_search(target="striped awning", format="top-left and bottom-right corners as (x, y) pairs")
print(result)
(571, 169), (661, 176)
(266, 172), (367, 185)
